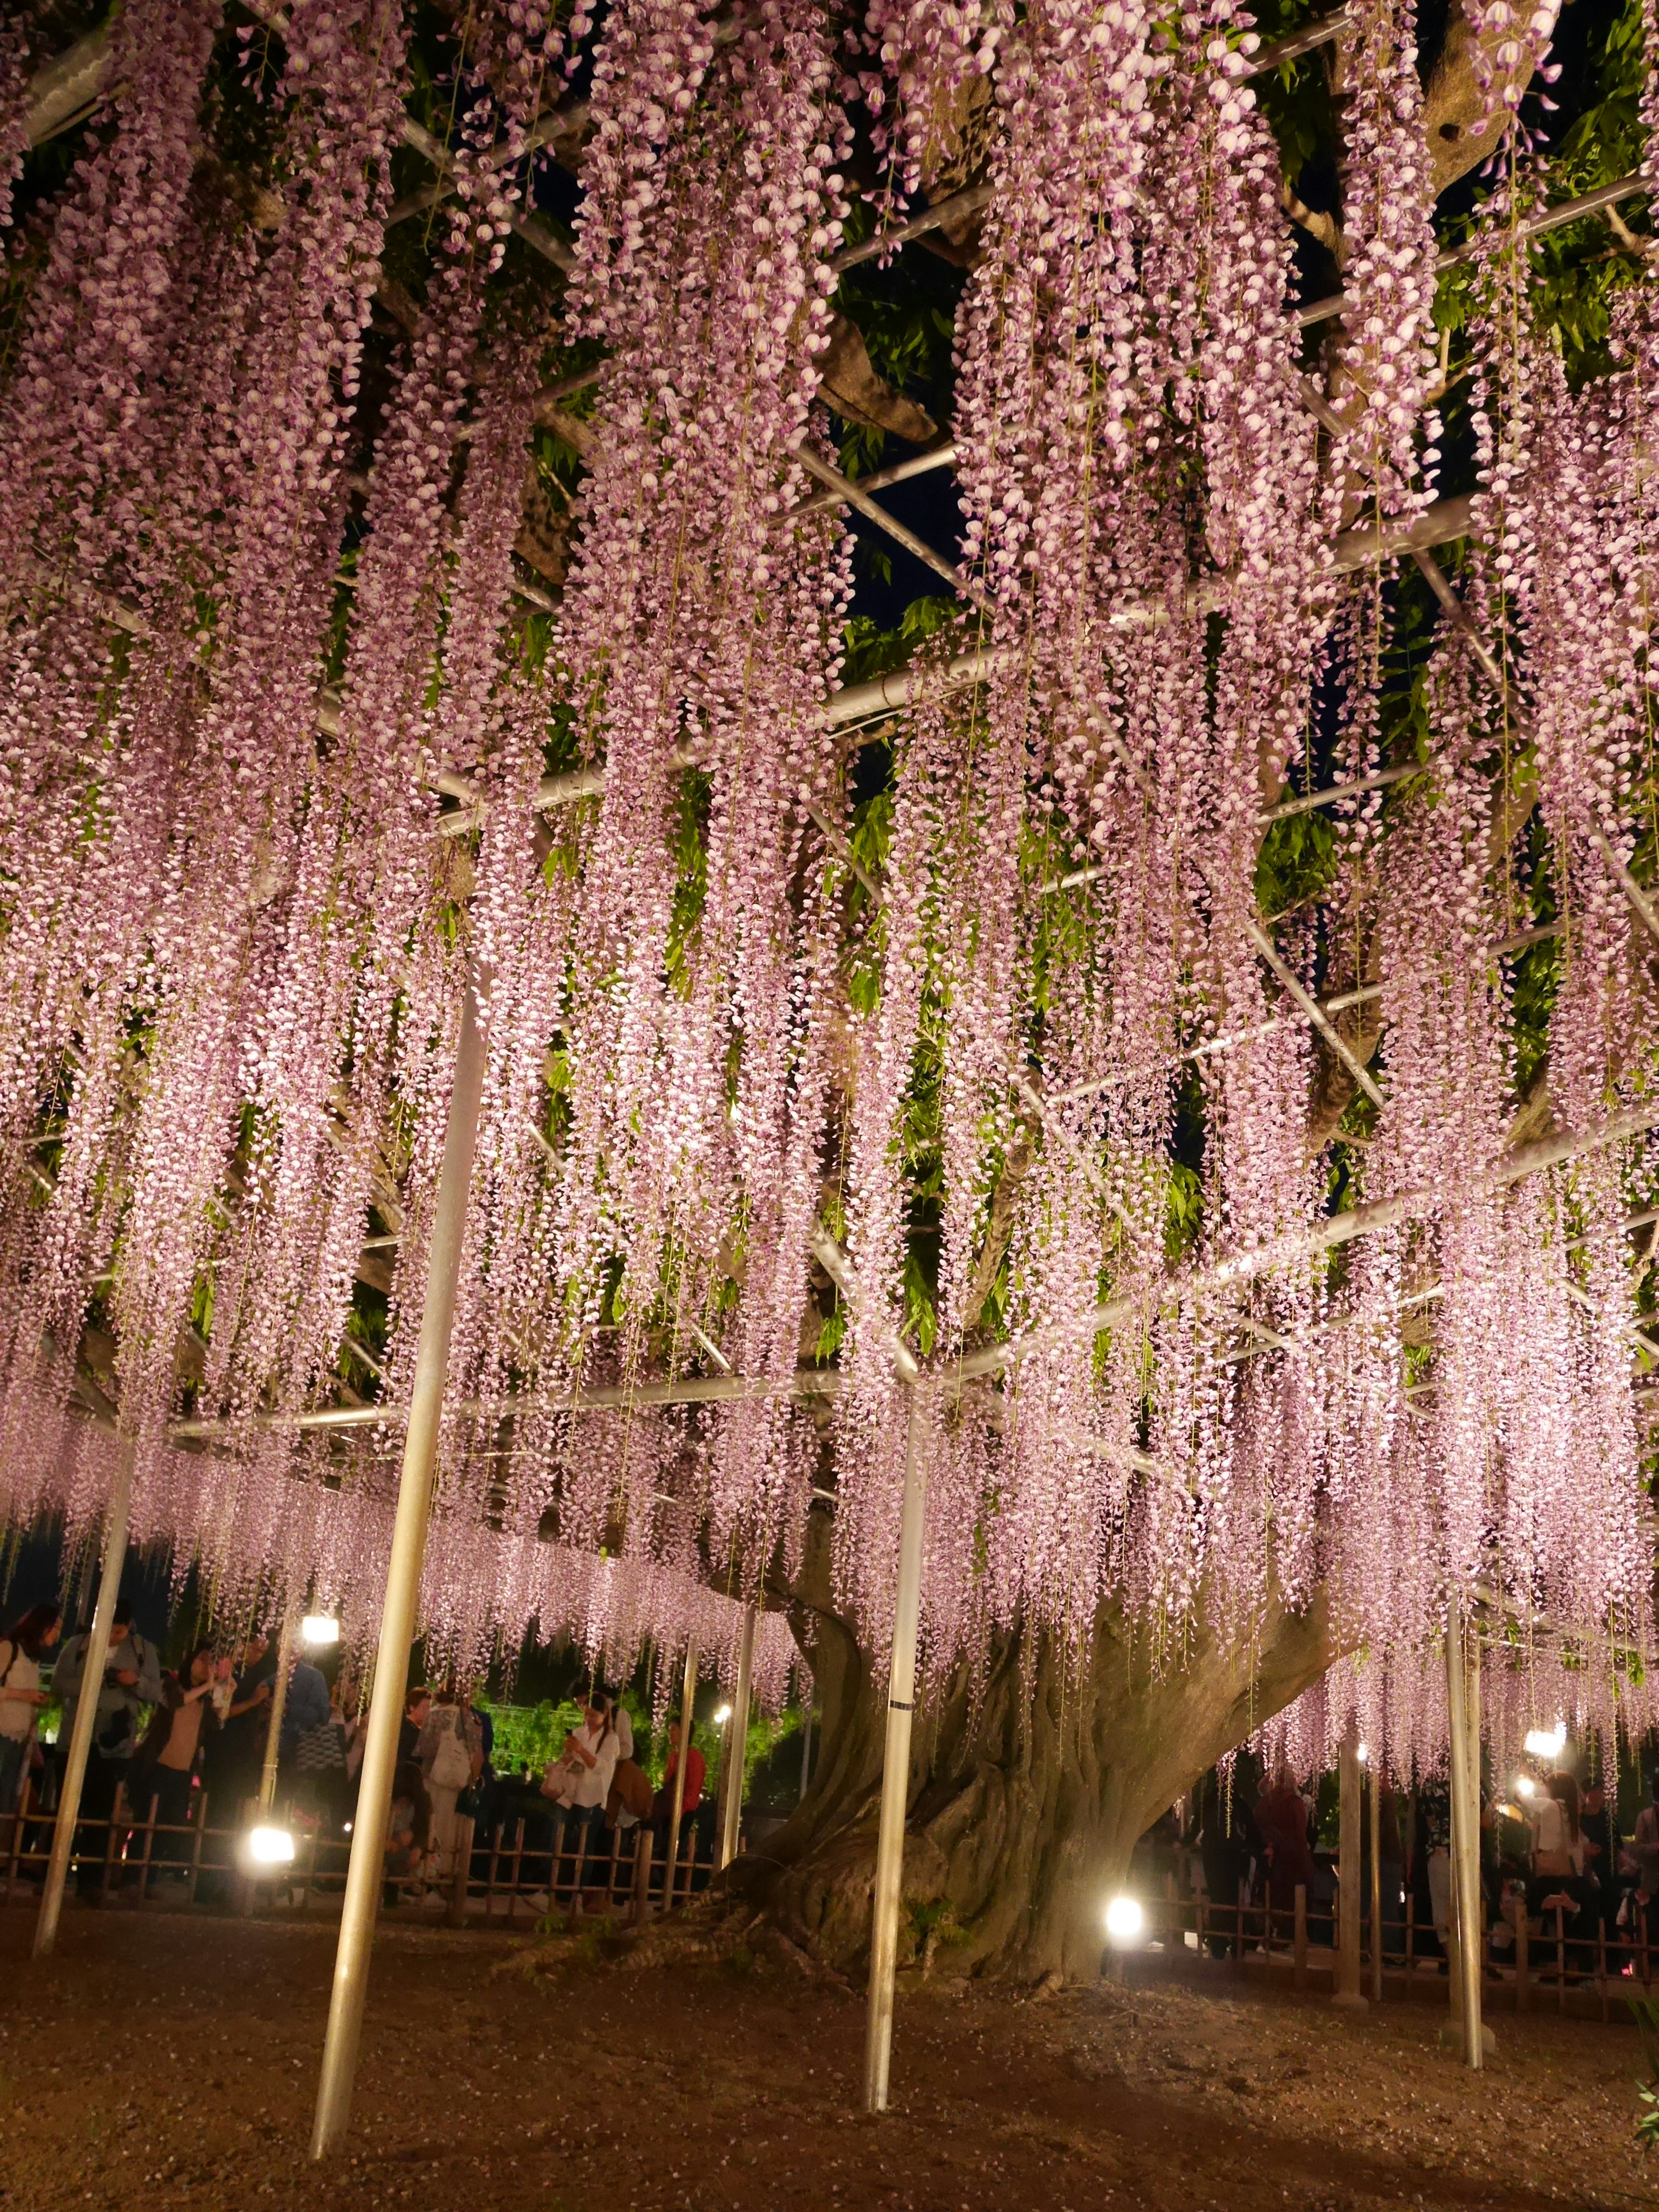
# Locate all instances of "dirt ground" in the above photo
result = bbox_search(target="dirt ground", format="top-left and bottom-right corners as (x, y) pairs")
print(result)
(0, 1907), (1646, 2212)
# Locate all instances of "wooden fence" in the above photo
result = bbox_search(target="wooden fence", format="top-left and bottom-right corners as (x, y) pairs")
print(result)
(1135, 1875), (1650, 2022)
(0, 1778), (718, 1927)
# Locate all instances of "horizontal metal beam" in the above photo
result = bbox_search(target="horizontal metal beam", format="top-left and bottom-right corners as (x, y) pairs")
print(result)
(1297, 172), (1651, 329)
(951, 1101), (1659, 1384)
(171, 1363), (842, 1441)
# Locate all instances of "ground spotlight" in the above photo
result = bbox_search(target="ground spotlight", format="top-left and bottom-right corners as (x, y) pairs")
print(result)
(245, 1825), (296, 1868)
(1104, 1894), (1144, 1946)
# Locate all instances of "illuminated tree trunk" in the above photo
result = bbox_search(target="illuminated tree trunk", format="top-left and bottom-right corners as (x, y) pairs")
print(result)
(747, 1513), (1334, 1984)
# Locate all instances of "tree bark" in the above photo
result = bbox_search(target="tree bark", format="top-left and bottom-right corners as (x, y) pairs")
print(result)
(741, 1507), (1335, 1985)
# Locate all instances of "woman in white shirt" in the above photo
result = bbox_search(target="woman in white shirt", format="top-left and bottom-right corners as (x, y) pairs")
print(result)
(540, 1694), (620, 1883)
(0, 1604), (60, 1816)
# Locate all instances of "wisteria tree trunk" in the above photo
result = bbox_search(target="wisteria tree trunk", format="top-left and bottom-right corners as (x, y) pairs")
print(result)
(747, 1512), (1335, 1985)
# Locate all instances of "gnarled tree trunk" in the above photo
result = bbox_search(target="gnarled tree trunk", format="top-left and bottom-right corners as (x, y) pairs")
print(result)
(742, 1508), (1335, 1984)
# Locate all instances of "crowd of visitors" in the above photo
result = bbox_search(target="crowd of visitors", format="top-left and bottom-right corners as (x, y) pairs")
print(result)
(0, 1578), (724, 1911)
(1176, 1751), (1655, 1976)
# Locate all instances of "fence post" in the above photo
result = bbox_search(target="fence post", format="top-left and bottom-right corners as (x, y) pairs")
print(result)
(1294, 1885), (1308, 1992)
(99, 1785), (124, 1901)
(569, 1823), (588, 1926)
(506, 1817), (524, 1926)
(6, 1777), (27, 1901)
(1515, 1908), (1529, 2012)
(188, 1791), (208, 1907)
(632, 1829), (654, 1927)
(446, 1815), (474, 1928)
(1554, 1903), (1566, 2014)
(137, 1789), (158, 1904)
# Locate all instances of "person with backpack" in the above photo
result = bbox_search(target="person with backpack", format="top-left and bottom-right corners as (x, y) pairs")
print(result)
(0, 1604), (59, 1816)
(416, 1682), (483, 1892)
(53, 1599), (163, 1889)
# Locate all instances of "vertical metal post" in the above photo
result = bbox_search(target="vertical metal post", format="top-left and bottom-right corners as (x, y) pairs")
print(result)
(1335, 1732), (1365, 2005)
(258, 1595), (301, 1815)
(1446, 1596), (1484, 2068)
(1369, 1756), (1384, 2004)
(718, 1606), (756, 1872)
(34, 1439), (134, 1958)
(864, 1384), (928, 2115)
(310, 983), (485, 2160)
(663, 1637), (699, 1910)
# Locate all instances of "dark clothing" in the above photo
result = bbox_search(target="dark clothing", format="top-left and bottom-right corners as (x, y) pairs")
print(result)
(279, 1660), (331, 1758)
(73, 1753), (125, 1894)
(1256, 1783), (1316, 1913)
(1581, 1804), (1617, 1932)
(210, 1648), (277, 1815)
(139, 1765), (194, 1866)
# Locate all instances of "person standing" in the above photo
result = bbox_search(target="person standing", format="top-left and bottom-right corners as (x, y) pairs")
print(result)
(207, 1628), (277, 1822)
(0, 1605), (60, 1816)
(131, 1644), (218, 1870)
(1581, 1778), (1618, 1958)
(51, 1599), (162, 1893)
(278, 1646), (332, 1770)
(416, 1683), (483, 1891)
(399, 1685), (432, 1766)
(541, 1693), (620, 1893)
(649, 1715), (706, 1885)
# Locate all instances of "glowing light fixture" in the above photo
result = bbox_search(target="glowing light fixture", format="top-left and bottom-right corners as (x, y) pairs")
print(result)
(301, 1614), (340, 1647)
(714, 1705), (732, 1725)
(1105, 1894), (1144, 1946)
(246, 1825), (295, 1867)
(1356, 1742), (1369, 1765)
(1523, 1722), (1566, 1760)
(1514, 1774), (1536, 1799)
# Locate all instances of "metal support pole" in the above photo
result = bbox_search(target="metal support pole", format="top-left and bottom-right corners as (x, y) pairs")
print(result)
(35, 1440), (134, 1958)
(1369, 1757), (1384, 2005)
(864, 1385), (929, 2115)
(1335, 1732), (1366, 2005)
(258, 1595), (301, 1815)
(663, 1637), (699, 1909)
(310, 984), (485, 2160)
(1446, 1597), (1484, 2069)
(718, 1606), (755, 1872)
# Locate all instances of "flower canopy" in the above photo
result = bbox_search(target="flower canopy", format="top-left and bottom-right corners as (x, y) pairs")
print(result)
(0, 0), (1655, 1767)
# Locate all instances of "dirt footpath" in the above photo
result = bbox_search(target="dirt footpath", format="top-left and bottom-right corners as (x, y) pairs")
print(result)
(0, 1908), (1644, 2212)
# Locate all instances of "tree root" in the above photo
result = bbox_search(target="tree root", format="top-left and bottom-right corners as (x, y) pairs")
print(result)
(499, 1897), (855, 1993)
